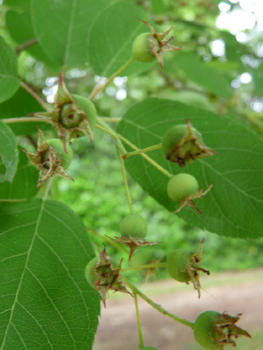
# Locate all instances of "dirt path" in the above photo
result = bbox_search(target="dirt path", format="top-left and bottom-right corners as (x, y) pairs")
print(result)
(93, 268), (263, 350)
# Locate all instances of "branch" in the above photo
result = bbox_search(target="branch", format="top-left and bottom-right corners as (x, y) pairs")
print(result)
(15, 38), (38, 55)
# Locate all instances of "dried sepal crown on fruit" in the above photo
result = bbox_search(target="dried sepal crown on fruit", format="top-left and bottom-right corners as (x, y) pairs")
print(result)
(162, 119), (217, 167)
(28, 75), (97, 152)
(22, 128), (74, 188)
(166, 239), (209, 298)
(108, 214), (161, 261)
(132, 19), (182, 69)
(167, 173), (213, 214)
(85, 247), (132, 307)
(194, 310), (251, 349)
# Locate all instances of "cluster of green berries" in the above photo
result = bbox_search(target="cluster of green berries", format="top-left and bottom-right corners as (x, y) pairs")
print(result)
(162, 120), (216, 214)
(24, 76), (97, 187)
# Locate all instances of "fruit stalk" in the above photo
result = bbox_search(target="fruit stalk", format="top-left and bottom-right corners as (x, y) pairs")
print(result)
(118, 133), (173, 178)
(122, 276), (194, 329)
(96, 117), (127, 157)
(2, 117), (53, 124)
(89, 57), (135, 100)
(134, 292), (144, 348)
(123, 143), (162, 159)
(119, 155), (134, 214)
(122, 262), (167, 272)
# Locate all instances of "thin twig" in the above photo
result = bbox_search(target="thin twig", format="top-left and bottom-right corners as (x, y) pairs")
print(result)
(20, 81), (51, 111)
(15, 38), (38, 55)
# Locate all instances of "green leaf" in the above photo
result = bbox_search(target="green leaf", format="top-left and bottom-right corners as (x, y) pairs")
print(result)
(0, 198), (100, 349)
(5, 6), (60, 70)
(31, 0), (110, 67)
(117, 98), (263, 239)
(0, 87), (51, 135)
(0, 149), (39, 200)
(88, 1), (155, 77)
(0, 121), (18, 183)
(220, 31), (245, 71)
(173, 52), (233, 99)
(150, 0), (165, 14)
(252, 63), (263, 97)
(0, 37), (20, 103)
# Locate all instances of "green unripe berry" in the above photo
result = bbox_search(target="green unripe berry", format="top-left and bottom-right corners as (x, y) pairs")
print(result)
(194, 310), (251, 349)
(132, 33), (156, 63)
(43, 139), (73, 169)
(72, 94), (97, 130)
(85, 257), (99, 288)
(59, 103), (82, 129)
(140, 347), (159, 350)
(120, 214), (148, 239)
(194, 311), (222, 350)
(166, 249), (193, 282)
(162, 125), (203, 159)
(167, 173), (199, 203)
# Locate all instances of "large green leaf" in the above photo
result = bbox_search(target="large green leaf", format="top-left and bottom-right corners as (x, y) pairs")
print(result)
(5, 3), (60, 70)
(0, 198), (100, 349)
(0, 149), (39, 200)
(0, 37), (20, 103)
(173, 52), (233, 99)
(88, 1), (155, 77)
(0, 87), (51, 135)
(117, 98), (263, 239)
(0, 121), (18, 183)
(31, 0), (110, 67)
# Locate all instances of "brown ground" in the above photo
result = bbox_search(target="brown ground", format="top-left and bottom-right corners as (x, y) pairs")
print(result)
(93, 268), (263, 350)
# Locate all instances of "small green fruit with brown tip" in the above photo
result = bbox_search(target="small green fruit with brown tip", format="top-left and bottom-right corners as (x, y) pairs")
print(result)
(194, 311), (251, 349)
(132, 33), (156, 63)
(166, 241), (209, 298)
(44, 139), (73, 169)
(167, 173), (213, 214)
(162, 120), (217, 167)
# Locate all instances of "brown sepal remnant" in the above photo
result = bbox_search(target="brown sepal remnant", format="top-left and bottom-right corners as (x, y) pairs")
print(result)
(214, 312), (251, 347)
(174, 182), (214, 215)
(168, 119), (218, 167)
(22, 127), (73, 188)
(93, 247), (132, 307)
(141, 19), (182, 70)
(187, 238), (210, 298)
(29, 75), (93, 153)
(107, 236), (162, 261)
